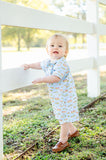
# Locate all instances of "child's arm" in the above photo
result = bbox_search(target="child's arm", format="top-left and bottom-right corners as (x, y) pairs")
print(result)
(23, 62), (42, 70)
(23, 62), (61, 84)
(32, 75), (60, 84)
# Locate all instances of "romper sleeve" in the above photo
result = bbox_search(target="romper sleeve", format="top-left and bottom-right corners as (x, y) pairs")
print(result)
(40, 59), (49, 72)
(53, 58), (70, 80)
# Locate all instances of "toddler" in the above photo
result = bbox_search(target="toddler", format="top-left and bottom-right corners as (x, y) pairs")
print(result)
(23, 34), (79, 152)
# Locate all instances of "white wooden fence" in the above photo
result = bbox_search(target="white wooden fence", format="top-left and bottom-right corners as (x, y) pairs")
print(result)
(0, 0), (106, 159)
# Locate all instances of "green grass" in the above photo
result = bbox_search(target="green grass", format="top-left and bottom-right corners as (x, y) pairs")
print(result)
(3, 72), (106, 160)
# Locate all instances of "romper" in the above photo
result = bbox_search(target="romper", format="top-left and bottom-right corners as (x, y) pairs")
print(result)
(41, 57), (79, 124)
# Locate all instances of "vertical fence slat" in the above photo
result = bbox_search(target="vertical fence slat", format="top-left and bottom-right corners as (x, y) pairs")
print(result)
(0, 93), (3, 160)
(0, 25), (3, 159)
(87, 0), (100, 97)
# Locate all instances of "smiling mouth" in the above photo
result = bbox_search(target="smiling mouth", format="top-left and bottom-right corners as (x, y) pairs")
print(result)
(53, 51), (59, 54)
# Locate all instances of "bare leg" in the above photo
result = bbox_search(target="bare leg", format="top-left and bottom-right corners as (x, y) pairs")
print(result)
(68, 122), (77, 135)
(59, 122), (70, 143)
(52, 122), (78, 152)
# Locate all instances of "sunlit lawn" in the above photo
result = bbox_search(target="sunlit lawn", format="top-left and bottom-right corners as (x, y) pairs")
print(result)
(3, 71), (106, 160)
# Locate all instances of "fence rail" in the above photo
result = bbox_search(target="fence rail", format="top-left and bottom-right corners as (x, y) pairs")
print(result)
(99, 0), (106, 5)
(0, 1), (94, 34)
(0, 0), (106, 159)
(1, 56), (106, 93)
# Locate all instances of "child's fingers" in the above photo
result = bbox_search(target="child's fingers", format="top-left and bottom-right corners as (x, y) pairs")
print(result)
(32, 79), (40, 84)
(22, 64), (29, 70)
(32, 80), (37, 84)
(24, 66), (28, 70)
(20, 64), (24, 67)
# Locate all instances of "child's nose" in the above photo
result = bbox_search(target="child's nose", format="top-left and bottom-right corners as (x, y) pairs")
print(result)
(54, 46), (58, 49)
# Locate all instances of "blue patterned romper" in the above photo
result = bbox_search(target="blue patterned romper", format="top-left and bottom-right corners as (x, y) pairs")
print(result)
(41, 57), (79, 124)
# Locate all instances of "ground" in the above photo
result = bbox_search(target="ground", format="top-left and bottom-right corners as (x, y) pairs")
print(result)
(3, 71), (106, 160)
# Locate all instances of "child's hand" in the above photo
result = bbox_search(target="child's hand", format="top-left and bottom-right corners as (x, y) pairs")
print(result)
(32, 78), (43, 84)
(22, 64), (30, 70)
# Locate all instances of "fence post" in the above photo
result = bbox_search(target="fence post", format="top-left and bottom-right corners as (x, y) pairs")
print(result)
(0, 25), (3, 159)
(86, 0), (100, 97)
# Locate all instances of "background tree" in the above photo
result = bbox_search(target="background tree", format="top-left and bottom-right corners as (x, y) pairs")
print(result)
(21, 28), (36, 51)
(49, 0), (86, 48)
(2, 0), (51, 51)
(2, 0), (106, 50)
(2, 26), (24, 51)
(49, 0), (106, 48)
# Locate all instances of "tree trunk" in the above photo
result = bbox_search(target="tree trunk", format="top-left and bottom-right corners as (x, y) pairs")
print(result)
(17, 32), (21, 51)
(26, 30), (30, 51)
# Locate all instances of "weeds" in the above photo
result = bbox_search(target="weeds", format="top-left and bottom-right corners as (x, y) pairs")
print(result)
(3, 72), (106, 160)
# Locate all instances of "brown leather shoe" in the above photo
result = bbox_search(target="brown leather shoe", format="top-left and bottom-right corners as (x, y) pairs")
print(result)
(52, 141), (69, 152)
(68, 130), (80, 140)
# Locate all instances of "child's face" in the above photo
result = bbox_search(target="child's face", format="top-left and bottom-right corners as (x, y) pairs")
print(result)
(46, 36), (68, 60)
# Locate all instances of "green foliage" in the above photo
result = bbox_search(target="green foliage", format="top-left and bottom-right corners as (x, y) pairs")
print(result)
(3, 72), (106, 159)
(2, 0), (53, 51)
(2, 0), (106, 51)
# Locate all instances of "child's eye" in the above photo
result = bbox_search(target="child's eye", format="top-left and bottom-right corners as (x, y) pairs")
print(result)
(51, 45), (54, 47)
(59, 45), (62, 47)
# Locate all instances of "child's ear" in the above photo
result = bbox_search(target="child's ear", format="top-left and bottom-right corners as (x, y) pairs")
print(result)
(65, 50), (68, 57)
(46, 47), (48, 53)
(46, 47), (50, 56)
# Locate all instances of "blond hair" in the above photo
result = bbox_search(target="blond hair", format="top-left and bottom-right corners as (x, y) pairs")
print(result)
(46, 34), (69, 57)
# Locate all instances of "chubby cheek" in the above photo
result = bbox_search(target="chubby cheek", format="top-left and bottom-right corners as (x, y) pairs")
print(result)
(60, 49), (65, 55)
(48, 50), (53, 55)
(48, 47), (53, 52)
(46, 48), (52, 55)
